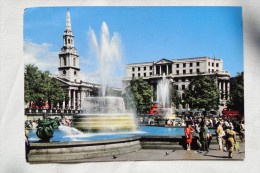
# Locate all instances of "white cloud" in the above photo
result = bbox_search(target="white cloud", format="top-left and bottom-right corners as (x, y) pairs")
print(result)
(24, 41), (59, 74)
(23, 41), (123, 88)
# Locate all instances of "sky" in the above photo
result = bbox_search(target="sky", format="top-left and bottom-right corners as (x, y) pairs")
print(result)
(24, 6), (243, 87)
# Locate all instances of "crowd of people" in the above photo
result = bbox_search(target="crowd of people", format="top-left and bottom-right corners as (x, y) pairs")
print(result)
(25, 117), (74, 129)
(184, 116), (245, 158)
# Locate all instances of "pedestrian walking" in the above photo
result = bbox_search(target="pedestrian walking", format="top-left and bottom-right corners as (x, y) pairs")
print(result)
(199, 120), (209, 152)
(216, 121), (225, 150)
(225, 128), (237, 158)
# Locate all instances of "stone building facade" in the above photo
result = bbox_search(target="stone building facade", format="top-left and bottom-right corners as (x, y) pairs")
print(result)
(123, 57), (230, 110)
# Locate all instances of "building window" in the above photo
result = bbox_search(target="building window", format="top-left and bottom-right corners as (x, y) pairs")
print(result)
(190, 63), (193, 67)
(144, 67), (146, 71)
(190, 69), (193, 74)
(196, 62), (200, 66)
(138, 73), (140, 77)
(196, 69), (200, 73)
(150, 66), (152, 70)
(212, 63), (214, 67)
(132, 74), (135, 77)
(168, 65), (172, 74)
(138, 67), (140, 71)
(175, 85), (179, 90)
(183, 63), (186, 67)
(212, 69), (214, 72)
(150, 72), (152, 76)
(144, 73), (146, 77)
(183, 70), (186, 74)
(132, 67), (135, 71)
(216, 63), (219, 67)
(156, 66), (160, 75)
(182, 78), (185, 82)
(182, 85), (185, 90)
(208, 69), (210, 73)
(176, 64), (179, 68)
(176, 70), (179, 75)
(208, 62), (210, 66)
(175, 79), (178, 82)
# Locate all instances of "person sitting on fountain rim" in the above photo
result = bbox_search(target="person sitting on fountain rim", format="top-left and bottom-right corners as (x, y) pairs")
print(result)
(25, 130), (30, 162)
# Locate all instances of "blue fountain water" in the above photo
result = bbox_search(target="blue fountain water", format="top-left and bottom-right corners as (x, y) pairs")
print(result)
(28, 125), (215, 142)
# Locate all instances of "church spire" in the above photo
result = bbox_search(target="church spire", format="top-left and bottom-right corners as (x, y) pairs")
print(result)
(66, 10), (72, 31)
(59, 10), (80, 82)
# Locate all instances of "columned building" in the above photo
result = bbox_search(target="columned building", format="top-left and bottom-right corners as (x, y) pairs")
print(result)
(123, 57), (230, 110)
(53, 11), (99, 110)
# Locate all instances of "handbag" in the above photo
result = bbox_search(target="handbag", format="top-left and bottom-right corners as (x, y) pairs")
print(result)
(234, 142), (240, 151)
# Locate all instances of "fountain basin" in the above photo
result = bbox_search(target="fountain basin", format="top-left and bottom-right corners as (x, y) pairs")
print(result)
(27, 126), (216, 162)
(28, 137), (141, 162)
(73, 114), (137, 132)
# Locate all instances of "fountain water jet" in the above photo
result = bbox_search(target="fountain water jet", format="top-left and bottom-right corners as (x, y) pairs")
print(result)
(157, 73), (171, 108)
(156, 73), (172, 116)
(73, 22), (137, 133)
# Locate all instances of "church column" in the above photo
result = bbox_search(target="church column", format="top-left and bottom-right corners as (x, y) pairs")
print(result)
(68, 89), (71, 109)
(77, 90), (80, 109)
(227, 81), (230, 100)
(153, 66), (156, 75)
(80, 90), (84, 109)
(73, 90), (76, 109)
(160, 66), (162, 76)
(166, 65), (169, 75)
(218, 81), (221, 100)
(223, 81), (226, 100)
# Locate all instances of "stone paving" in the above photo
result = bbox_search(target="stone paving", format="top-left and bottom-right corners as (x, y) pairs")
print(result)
(65, 140), (245, 162)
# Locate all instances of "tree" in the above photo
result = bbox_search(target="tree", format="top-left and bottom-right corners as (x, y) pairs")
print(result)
(123, 78), (153, 115)
(24, 64), (66, 108)
(47, 78), (67, 108)
(227, 72), (244, 115)
(183, 75), (219, 111)
(171, 84), (181, 109)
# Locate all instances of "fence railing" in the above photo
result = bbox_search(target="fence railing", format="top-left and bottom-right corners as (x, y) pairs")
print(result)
(25, 108), (82, 115)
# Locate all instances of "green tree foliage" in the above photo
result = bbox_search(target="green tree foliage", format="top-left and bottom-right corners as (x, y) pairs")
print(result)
(123, 78), (153, 115)
(227, 72), (244, 115)
(24, 64), (66, 108)
(183, 75), (219, 111)
(171, 84), (181, 109)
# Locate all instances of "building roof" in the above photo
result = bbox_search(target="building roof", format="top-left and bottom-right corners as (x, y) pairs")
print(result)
(126, 56), (222, 66)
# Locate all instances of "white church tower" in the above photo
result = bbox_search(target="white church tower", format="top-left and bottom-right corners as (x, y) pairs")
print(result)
(58, 10), (80, 82)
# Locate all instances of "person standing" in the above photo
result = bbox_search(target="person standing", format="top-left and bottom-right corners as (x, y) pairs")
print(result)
(239, 120), (245, 142)
(25, 130), (30, 162)
(225, 128), (237, 158)
(199, 120), (209, 152)
(184, 123), (194, 150)
(216, 121), (224, 150)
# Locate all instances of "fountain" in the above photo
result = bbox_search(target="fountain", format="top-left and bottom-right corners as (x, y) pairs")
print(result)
(27, 21), (191, 163)
(73, 97), (137, 132)
(156, 73), (173, 117)
(73, 22), (137, 133)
